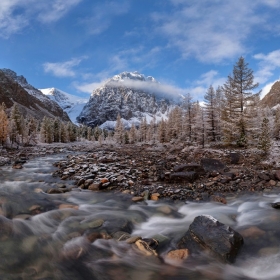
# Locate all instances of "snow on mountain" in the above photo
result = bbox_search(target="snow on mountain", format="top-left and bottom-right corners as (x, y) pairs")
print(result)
(77, 71), (178, 128)
(40, 88), (88, 123)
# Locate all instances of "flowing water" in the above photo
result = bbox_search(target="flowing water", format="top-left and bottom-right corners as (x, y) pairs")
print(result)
(0, 154), (280, 279)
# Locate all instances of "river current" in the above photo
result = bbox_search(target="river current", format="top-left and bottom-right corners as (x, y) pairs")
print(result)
(0, 153), (280, 279)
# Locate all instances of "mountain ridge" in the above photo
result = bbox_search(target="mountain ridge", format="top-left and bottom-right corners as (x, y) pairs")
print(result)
(0, 69), (70, 122)
(77, 71), (176, 128)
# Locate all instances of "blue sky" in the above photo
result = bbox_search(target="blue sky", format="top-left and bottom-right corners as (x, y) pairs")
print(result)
(1, 0), (280, 100)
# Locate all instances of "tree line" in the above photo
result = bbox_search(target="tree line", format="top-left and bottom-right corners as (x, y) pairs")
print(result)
(108, 57), (274, 154)
(0, 57), (275, 154)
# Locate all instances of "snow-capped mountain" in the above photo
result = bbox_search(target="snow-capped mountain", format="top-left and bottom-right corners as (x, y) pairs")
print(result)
(0, 69), (70, 121)
(77, 71), (180, 128)
(39, 88), (88, 123)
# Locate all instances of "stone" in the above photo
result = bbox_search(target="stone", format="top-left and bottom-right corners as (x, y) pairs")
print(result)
(177, 215), (243, 263)
(271, 202), (280, 209)
(170, 172), (198, 182)
(229, 153), (240, 164)
(0, 216), (13, 240)
(100, 178), (109, 184)
(29, 205), (41, 215)
(126, 236), (142, 244)
(201, 158), (226, 172)
(258, 172), (270, 181)
(59, 204), (79, 210)
(128, 180), (134, 186)
(88, 183), (101, 191)
(240, 226), (265, 238)
(132, 196), (144, 202)
(173, 164), (202, 172)
(164, 249), (189, 264)
(210, 195), (227, 204)
(269, 180), (276, 186)
(151, 193), (160, 201)
(113, 231), (131, 241)
(275, 170), (280, 181)
(12, 164), (22, 169)
(134, 239), (158, 256)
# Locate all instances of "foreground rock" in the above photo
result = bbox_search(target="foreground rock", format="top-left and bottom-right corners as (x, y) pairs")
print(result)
(177, 215), (244, 263)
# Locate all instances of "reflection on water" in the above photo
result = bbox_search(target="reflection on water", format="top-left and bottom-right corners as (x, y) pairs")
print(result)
(0, 154), (280, 279)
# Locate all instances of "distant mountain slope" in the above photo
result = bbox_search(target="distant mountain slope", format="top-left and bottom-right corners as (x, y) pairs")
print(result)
(40, 88), (88, 123)
(260, 81), (280, 109)
(0, 69), (70, 121)
(77, 71), (179, 128)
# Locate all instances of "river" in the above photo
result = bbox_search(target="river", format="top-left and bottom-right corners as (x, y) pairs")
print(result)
(0, 153), (280, 279)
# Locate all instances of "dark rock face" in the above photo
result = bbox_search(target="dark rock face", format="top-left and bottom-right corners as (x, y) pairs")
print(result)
(0, 69), (70, 121)
(177, 215), (243, 263)
(201, 158), (226, 172)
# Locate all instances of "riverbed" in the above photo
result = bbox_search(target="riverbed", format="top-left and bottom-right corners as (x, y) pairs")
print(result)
(1, 153), (280, 279)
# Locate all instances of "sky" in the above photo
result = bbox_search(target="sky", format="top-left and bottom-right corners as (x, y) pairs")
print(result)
(1, 0), (280, 101)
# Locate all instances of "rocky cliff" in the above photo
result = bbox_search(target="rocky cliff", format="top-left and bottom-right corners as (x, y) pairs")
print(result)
(77, 71), (179, 128)
(0, 69), (70, 121)
(260, 81), (280, 109)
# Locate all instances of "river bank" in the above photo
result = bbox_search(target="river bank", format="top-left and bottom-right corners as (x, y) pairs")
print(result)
(1, 143), (280, 279)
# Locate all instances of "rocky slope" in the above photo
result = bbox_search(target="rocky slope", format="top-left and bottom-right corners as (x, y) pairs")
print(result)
(77, 71), (180, 128)
(0, 69), (70, 121)
(260, 81), (280, 109)
(39, 88), (88, 123)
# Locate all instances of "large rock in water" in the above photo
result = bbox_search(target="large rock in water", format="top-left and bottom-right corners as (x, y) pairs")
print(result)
(177, 215), (243, 263)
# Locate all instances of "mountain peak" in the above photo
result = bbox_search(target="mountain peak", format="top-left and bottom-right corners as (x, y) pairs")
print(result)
(109, 71), (158, 84)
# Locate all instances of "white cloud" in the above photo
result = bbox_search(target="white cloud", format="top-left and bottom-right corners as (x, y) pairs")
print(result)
(254, 49), (280, 84)
(185, 70), (226, 100)
(260, 81), (276, 99)
(81, 1), (130, 35)
(0, 0), (81, 38)
(43, 57), (86, 77)
(152, 0), (280, 63)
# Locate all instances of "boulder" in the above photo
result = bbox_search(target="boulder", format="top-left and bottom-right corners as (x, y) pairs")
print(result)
(173, 164), (203, 173)
(229, 153), (241, 164)
(200, 158), (226, 172)
(177, 215), (243, 263)
(275, 170), (280, 181)
(170, 172), (198, 182)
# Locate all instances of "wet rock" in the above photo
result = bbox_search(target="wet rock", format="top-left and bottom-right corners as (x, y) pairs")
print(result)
(201, 158), (226, 172)
(132, 196), (144, 202)
(12, 164), (23, 169)
(134, 239), (158, 256)
(240, 226), (266, 238)
(88, 183), (101, 191)
(47, 188), (63, 194)
(58, 204), (79, 210)
(151, 193), (160, 201)
(126, 236), (141, 244)
(177, 215), (243, 263)
(113, 231), (131, 241)
(271, 202), (280, 209)
(210, 195), (227, 204)
(0, 215), (13, 240)
(275, 170), (280, 181)
(164, 249), (189, 264)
